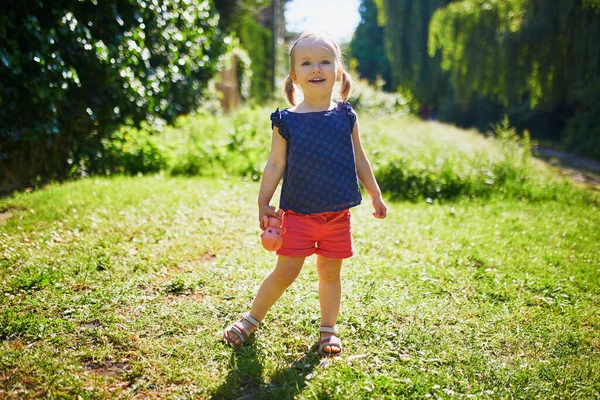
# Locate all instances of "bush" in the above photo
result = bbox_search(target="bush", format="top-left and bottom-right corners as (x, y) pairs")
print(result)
(164, 107), (267, 180)
(562, 82), (600, 160)
(105, 105), (271, 179)
(110, 105), (576, 203)
(0, 0), (227, 191)
(100, 126), (166, 175)
(370, 115), (571, 202)
(348, 79), (409, 116)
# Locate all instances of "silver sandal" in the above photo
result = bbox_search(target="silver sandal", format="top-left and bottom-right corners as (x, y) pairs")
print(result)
(223, 313), (261, 348)
(318, 325), (343, 356)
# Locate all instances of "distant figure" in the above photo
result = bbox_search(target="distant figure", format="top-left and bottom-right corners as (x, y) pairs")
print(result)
(430, 108), (437, 121)
(223, 31), (387, 356)
(420, 103), (431, 120)
(420, 103), (437, 120)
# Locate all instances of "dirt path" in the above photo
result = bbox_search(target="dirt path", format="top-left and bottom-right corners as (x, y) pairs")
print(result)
(533, 147), (600, 189)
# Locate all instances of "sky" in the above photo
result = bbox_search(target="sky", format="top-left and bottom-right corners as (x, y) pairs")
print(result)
(285, 0), (362, 44)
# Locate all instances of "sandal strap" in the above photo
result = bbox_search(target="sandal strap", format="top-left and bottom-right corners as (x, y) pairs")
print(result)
(319, 325), (338, 335)
(224, 314), (260, 348)
(243, 313), (261, 328)
(318, 336), (343, 353)
(230, 322), (250, 341)
(319, 336), (342, 346)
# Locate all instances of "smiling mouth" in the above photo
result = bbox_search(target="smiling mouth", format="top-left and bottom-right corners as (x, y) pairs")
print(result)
(309, 78), (325, 83)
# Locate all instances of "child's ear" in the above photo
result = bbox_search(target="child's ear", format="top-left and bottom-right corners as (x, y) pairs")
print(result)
(336, 67), (343, 81)
(291, 72), (297, 83)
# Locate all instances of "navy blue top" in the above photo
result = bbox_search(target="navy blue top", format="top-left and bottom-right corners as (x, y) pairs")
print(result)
(270, 101), (362, 214)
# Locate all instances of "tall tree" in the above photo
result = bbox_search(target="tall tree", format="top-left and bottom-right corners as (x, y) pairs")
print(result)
(428, 0), (600, 155)
(376, 0), (454, 105)
(429, 0), (600, 110)
(376, 0), (600, 157)
(350, 0), (392, 90)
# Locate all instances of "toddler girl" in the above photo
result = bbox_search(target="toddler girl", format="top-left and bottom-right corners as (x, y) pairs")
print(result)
(224, 31), (387, 356)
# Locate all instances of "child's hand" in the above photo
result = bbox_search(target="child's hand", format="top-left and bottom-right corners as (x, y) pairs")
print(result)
(259, 205), (282, 230)
(371, 195), (387, 219)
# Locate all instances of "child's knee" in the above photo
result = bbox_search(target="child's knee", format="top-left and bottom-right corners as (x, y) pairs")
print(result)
(316, 257), (342, 282)
(316, 266), (341, 283)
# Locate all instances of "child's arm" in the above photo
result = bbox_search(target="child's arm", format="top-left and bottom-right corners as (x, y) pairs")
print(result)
(257, 126), (287, 229)
(351, 117), (387, 219)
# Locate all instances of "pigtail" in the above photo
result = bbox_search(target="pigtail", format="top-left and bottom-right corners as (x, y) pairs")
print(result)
(339, 70), (352, 102)
(284, 75), (296, 106)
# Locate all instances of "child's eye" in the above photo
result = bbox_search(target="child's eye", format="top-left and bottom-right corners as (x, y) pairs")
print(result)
(301, 61), (311, 66)
(321, 60), (331, 65)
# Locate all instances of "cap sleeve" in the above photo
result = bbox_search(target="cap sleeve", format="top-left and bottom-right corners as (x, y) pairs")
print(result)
(270, 108), (290, 140)
(339, 101), (357, 132)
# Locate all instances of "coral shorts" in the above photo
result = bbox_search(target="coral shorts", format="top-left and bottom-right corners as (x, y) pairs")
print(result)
(276, 209), (354, 259)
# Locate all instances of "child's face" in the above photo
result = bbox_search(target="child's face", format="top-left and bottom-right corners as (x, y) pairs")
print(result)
(291, 38), (341, 99)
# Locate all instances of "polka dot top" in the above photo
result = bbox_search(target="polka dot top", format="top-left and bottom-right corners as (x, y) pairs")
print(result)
(270, 101), (362, 214)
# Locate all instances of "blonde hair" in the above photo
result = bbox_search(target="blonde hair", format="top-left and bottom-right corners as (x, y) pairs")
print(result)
(284, 32), (353, 106)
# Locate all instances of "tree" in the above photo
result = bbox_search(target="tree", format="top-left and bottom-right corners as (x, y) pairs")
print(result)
(0, 0), (227, 190)
(375, 0), (454, 105)
(350, 0), (392, 90)
(428, 0), (600, 155)
(214, 0), (274, 101)
(375, 0), (600, 157)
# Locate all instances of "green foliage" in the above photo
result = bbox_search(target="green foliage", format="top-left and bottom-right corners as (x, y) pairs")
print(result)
(237, 13), (274, 101)
(350, 0), (392, 91)
(100, 126), (167, 175)
(165, 109), (266, 179)
(83, 107), (268, 179)
(213, 0), (271, 31)
(585, 0), (600, 10)
(428, 0), (591, 110)
(427, 0), (600, 155)
(213, 0), (275, 101)
(562, 82), (600, 160)
(378, 0), (454, 104)
(0, 0), (228, 190)
(348, 79), (410, 116)
(376, 0), (600, 160)
(368, 114), (571, 202)
(81, 106), (581, 204)
(95, 99), (410, 180)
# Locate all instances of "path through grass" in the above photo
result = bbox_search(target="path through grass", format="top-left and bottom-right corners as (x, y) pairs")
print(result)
(1, 173), (599, 398)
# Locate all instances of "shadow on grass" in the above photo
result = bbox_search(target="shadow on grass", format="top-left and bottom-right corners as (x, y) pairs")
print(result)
(211, 341), (322, 400)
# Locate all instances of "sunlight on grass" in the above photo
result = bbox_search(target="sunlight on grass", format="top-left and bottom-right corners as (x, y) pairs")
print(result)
(1, 117), (599, 398)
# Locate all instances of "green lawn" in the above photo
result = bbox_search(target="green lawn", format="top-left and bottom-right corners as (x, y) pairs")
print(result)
(2, 109), (600, 399)
(1, 172), (598, 399)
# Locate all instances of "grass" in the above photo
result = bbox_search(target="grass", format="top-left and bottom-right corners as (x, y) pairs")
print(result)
(1, 114), (599, 398)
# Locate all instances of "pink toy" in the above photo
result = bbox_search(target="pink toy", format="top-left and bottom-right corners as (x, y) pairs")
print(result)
(261, 212), (286, 252)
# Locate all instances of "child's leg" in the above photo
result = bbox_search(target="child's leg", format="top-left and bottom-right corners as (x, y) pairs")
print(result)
(226, 255), (305, 346)
(315, 255), (343, 353)
(250, 255), (305, 320)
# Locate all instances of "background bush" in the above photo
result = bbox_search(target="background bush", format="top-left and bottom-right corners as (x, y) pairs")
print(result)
(0, 0), (228, 191)
(100, 126), (166, 175)
(369, 116), (572, 202)
(348, 79), (410, 116)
